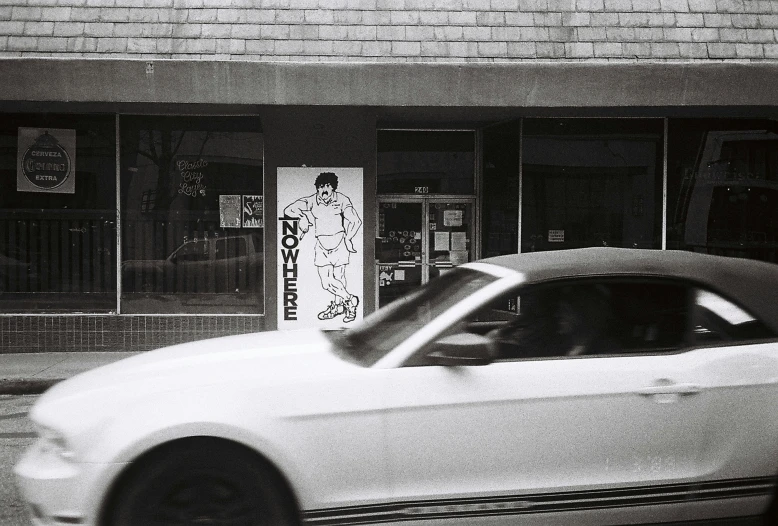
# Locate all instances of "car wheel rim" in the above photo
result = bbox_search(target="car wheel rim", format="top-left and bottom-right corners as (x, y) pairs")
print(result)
(150, 474), (258, 525)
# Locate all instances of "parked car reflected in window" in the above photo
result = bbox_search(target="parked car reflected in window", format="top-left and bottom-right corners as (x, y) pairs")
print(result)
(121, 232), (263, 295)
(120, 116), (264, 314)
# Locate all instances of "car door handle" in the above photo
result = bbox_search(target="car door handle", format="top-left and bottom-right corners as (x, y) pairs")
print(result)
(635, 382), (701, 397)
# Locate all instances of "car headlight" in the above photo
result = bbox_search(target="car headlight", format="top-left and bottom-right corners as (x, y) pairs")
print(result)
(36, 425), (75, 461)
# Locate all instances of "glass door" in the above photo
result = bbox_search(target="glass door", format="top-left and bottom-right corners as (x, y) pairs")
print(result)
(377, 201), (423, 308)
(427, 199), (474, 279)
(376, 198), (475, 308)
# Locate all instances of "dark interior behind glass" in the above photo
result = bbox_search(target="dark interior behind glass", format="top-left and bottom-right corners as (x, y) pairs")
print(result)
(521, 119), (664, 253)
(445, 279), (690, 361)
(667, 119), (778, 264)
(483, 121), (520, 258)
(120, 116), (264, 314)
(377, 130), (475, 195)
(0, 114), (116, 312)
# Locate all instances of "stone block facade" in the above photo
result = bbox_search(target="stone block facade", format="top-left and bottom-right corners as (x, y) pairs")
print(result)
(0, 0), (777, 61)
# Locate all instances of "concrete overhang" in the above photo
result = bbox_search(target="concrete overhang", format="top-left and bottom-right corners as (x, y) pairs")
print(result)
(1, 58), (777, 111)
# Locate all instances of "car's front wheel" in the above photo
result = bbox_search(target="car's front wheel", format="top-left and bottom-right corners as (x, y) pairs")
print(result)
(108, 438), (298, 526)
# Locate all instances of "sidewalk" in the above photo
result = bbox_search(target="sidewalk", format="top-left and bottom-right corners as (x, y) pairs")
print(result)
(0, 352), (141, 395)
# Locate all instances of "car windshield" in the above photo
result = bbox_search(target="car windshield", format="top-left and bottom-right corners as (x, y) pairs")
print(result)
(330, 267), (499, 367)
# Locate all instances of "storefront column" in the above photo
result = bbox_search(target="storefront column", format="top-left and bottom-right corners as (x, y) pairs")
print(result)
(260, 107), (377, 330)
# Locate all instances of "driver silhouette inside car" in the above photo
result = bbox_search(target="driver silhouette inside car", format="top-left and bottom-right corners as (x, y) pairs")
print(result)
(488, 285), (619, 359)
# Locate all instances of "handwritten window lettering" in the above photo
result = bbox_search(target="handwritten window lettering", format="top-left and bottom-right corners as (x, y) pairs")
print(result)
(177, 158), (207, 197)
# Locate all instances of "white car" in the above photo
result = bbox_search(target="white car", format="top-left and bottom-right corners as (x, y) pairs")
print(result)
(14, 248), (778, 526)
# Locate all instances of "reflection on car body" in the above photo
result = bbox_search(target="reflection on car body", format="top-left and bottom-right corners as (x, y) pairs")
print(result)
(14, 247), (778, 526)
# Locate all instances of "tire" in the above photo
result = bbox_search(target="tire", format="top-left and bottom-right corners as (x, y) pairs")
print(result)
(765, 491), (778, 526)
(108, 439), (298, 526)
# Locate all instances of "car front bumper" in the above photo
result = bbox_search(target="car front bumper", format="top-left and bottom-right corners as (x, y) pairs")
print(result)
(14, 437), (127, 526)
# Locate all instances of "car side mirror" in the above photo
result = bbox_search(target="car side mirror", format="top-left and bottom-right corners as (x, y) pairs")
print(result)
(426, 333), (495, 366)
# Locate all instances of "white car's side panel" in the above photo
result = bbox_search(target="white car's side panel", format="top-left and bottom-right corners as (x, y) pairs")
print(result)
(382, 349), (769, 523)
(88, 377), (391, 514)
(681, 342), (778, 480)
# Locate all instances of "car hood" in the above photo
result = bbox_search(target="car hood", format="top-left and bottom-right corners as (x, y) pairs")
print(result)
(31, 329), (355, 427)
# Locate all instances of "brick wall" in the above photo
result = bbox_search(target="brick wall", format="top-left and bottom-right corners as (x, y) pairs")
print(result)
(0, 315), (267, 352)
(1, 0), (777, 62)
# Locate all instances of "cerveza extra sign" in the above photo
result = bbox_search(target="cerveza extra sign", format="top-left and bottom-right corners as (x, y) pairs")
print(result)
(17, 128), (76, 194)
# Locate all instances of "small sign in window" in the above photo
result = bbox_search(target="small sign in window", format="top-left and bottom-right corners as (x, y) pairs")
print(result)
(548, 229), (565, 242)
(219, 195), (241, 228)
(242, 195), (263, 228)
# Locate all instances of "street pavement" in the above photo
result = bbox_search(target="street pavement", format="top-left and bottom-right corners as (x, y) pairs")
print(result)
(0, 352), (141, 394)
(0, 352), (140, 380)
(0, 394), (37, 526)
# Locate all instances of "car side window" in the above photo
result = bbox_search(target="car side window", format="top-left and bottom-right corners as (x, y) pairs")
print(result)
(692, 289), (775, 344)
(605, 281), (688, 353)
(467, 279), (690, 361)
(173, 240), (210, 263)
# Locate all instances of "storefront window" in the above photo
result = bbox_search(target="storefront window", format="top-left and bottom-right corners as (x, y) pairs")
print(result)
(521, 119), (663, 252)
(120, 116), (264, 314)
(0, 114), (116, 312)
(377, 130), (475, 195)
(667, 119), (778, 263)
(483, 121), (521, 258)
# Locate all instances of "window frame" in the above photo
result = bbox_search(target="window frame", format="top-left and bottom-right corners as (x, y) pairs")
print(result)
(118, 114), (265, 315)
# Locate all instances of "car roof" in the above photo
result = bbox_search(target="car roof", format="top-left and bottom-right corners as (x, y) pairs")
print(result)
(482, 248), (778, 331)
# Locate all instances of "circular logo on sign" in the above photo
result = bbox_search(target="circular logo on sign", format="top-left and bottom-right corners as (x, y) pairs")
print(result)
(21, 132), (71, 189)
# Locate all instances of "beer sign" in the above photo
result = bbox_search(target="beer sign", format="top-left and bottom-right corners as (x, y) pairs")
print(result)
(17, 128), (76, 194)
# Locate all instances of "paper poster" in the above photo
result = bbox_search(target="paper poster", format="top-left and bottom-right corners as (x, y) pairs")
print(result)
(242, 195), (263, 228)
(434, 231), (450, 251)
(277, 167), (364, 329)
(379, 266), (393, 287)
(17, 127), (76, 194)
(219, 195), (241, 228)
(451, 232), (468, 251)
(444, 209), (463, 227)
(548, 229), (565, 242)
(450, 250), (469, 265)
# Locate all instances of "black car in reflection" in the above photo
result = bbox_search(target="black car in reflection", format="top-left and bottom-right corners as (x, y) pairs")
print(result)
(121, 233), (263, 294)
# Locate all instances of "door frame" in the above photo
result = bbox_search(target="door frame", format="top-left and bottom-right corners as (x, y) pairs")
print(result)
(376, 195), (478, 307)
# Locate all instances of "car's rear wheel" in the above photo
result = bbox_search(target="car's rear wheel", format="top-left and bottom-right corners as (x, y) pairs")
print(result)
(108, 439), (298, 526)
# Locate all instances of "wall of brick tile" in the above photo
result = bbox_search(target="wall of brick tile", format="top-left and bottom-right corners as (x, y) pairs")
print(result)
(0, 315), (267, 353)
(1, 0), (777, 61)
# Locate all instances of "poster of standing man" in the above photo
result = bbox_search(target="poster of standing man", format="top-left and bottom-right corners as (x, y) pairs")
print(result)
(277, 167), (363, 330)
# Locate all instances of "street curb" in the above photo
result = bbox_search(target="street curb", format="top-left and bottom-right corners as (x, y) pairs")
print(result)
(0, 379), (62, 395)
